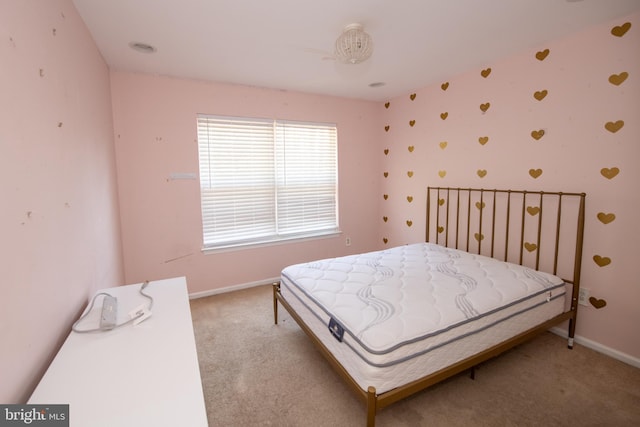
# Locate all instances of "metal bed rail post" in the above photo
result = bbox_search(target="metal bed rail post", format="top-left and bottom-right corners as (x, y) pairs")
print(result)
(568, 193), (586, 348)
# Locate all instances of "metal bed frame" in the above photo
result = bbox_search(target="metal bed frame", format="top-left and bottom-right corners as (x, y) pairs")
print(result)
(273, 187), (586, 426)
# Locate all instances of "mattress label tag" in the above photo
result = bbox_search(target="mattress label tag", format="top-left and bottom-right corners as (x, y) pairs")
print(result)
(328, 318), (344, 342)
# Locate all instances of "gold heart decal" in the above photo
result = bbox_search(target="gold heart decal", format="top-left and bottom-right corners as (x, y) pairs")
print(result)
(608, 72), (628, 86)
(478, 136), (489, 146)
(535, 49), (550, 61)
(407, 171), (414, 178)
(533, 90), (548, 101)
(438, 198), (445, 206)
(605, 120), (624, 133)
(384, 102), (390, 109)
(531, 129), (545, 140)
(589, 297), (607, 309)
(474, 233), (484, 242)
(409, 120), (416, 127)
(480, 103), (490, 112)
(406, 220), (413, 227)
(384, 148), (389, 155)
(593, 255), (611, 267)
(383, 172), (388, 178)
(600, 167), (619, 179)
(529, 169), (543, 179)
(437, 226), (444, 233)
(383, 237), (388, 244)
(408, 145), (414, 152)
(407, 196), (413, 203)
(475, 202), (485, 210)
(383, 216), (388, 222)
(384, 125), (390, 132)
(410, 93), (416, 100)
(611, 22), (631, 37)
(477, 169), (487, 178)
(527, 206), (540, 216)
(383, 194), (389, 200)
(481, 68), (492, 78)
(438, 170), (446, 178)
(524, 242), (537, 252)
(441, 82), (449, 91)
(439, 141), (448, 150)
(440, 112), (448, 120)
(597, 212), (616, 224)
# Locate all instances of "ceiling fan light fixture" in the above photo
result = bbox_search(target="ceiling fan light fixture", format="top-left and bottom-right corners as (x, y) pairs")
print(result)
(335, 23), (373, 64)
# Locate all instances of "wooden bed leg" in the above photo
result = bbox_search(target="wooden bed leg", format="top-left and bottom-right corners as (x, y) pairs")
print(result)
(272, 282), (279, 325)
(470, 365), (476, 380)
(366, 386), (377, 427)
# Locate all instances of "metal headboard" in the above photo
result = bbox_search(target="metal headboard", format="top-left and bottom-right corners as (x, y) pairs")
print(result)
(426, 187), (586, 289)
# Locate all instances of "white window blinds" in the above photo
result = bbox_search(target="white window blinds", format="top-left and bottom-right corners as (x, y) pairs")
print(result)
(197, 115), (338, 248)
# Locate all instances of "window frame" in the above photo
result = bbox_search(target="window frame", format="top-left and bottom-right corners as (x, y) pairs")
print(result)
(196, 114), (340, 252)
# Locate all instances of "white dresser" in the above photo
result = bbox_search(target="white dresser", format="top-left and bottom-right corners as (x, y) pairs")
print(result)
(29, 277), (208, 427)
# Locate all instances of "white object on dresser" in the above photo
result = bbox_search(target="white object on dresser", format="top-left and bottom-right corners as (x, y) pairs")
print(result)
(28, 277), (208, 427)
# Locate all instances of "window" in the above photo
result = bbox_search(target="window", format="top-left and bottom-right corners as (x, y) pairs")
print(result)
(197, 114), (339, 249)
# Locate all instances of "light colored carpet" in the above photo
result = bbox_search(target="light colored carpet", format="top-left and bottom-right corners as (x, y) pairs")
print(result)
(190, 285), (640, 427)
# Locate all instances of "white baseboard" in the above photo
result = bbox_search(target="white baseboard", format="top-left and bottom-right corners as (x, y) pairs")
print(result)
(550, 326), (640, 369)
(188, 277), (280, 300)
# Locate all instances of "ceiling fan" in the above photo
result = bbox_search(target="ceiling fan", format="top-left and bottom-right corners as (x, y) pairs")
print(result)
(303, 23), (374, 64)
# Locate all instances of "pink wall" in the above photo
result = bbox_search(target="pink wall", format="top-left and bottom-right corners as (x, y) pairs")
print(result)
(110, 72), (381, 294)
(1, 0), (634, 408)
(379, 13), (640, 359)
(0, 0), (124, 402)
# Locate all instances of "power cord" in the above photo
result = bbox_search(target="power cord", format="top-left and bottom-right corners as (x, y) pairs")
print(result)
(139, 280), (153, 310)
(72, 281), (154, 333)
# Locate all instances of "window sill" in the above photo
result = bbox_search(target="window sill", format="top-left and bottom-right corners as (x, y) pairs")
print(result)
(201, 230), (342, 255)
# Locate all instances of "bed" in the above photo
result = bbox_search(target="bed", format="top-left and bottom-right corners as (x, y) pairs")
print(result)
(273, 187), (586, 426)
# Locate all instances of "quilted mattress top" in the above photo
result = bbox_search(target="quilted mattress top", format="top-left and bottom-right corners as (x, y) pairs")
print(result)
(281, 243), (565, 355)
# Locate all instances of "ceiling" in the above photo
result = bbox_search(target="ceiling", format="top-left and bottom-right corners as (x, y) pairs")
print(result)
(72, 0), (640, 102)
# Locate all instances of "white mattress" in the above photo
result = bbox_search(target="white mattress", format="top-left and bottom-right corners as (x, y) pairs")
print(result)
(280, 243), (566, 393)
